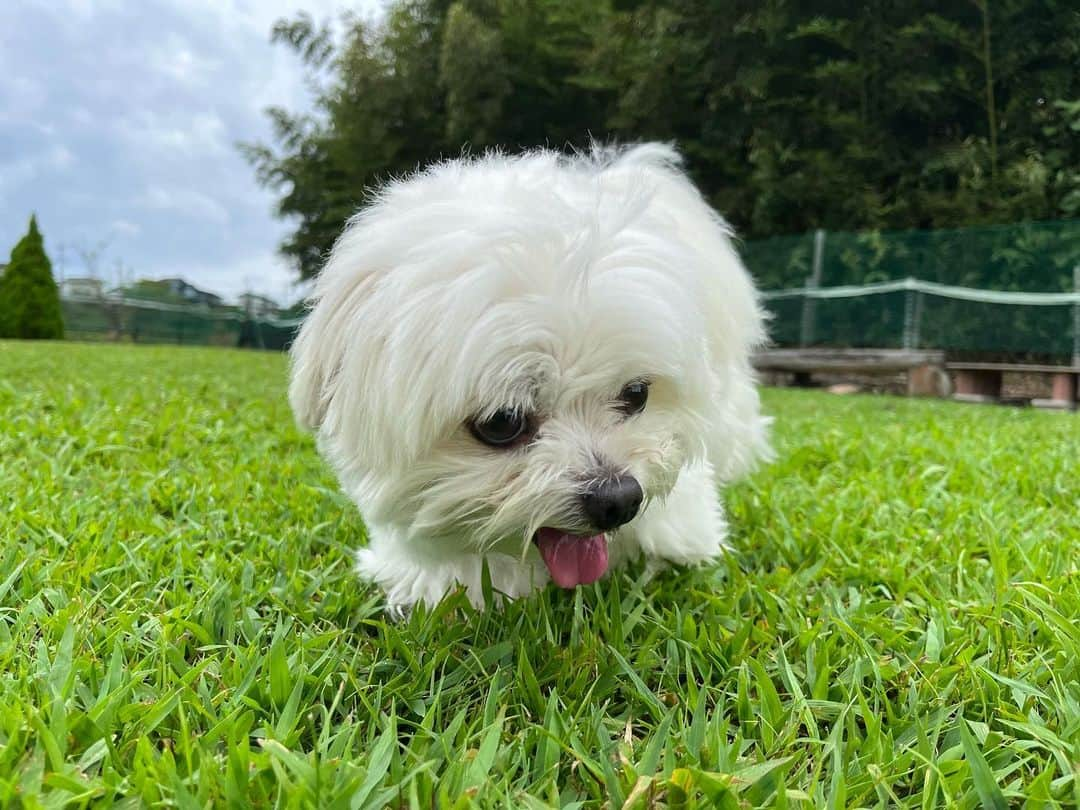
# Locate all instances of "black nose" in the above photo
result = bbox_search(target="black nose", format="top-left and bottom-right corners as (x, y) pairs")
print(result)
(581, 475), (643, 532)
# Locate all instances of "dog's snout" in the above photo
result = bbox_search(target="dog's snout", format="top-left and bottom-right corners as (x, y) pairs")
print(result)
(581, 475), (643, 532)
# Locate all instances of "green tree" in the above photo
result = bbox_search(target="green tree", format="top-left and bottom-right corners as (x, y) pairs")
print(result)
(242, 5), (453, 279)
(244, 0), (612, 280)
(0, 215), (65, 340)
(439, 4), (510, 146)
(247, 0), (1080, 282)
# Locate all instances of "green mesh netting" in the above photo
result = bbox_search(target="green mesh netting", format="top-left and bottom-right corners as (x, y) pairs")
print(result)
(808, 292), (910, 350)
(916, 296), (1075, 359)
(763, 282), (1080, 363)
(742, 219), (1080, 291)
(748, 220), (1080, 362)
(58, 219), (1080, 361)
(60, 299), (300, 351)
(763, 292), (910, 349)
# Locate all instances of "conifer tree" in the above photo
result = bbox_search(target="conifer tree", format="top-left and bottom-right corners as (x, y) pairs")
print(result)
(0, 215), (65, 340)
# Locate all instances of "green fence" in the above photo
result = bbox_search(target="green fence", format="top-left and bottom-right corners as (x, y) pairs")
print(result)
(746, 220), (1080, 363)
(762, 278), (1080, 363)
(742, 219), (1080, 292)
(58, 218), (1080, 361)
(61, 295), (302, 350)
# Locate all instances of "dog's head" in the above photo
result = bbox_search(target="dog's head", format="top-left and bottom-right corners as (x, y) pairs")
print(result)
(289, 144), (767, 585)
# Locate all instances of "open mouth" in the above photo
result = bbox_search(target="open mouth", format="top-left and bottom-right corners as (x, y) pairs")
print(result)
(533, 527), (609, 588)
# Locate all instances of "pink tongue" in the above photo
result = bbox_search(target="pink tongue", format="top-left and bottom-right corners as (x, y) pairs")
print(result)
(535, 528), (609, 588)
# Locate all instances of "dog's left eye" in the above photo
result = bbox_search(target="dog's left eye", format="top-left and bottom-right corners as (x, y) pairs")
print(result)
(617, 380), (649, 416)
(469, 408), (530, 447)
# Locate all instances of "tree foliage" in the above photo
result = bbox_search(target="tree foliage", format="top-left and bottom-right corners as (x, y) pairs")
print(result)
(245, 0), (1080, 280)
(0, 215), (64, 340)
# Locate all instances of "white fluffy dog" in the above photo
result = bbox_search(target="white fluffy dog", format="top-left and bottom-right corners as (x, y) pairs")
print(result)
(289, 143), (768, 612)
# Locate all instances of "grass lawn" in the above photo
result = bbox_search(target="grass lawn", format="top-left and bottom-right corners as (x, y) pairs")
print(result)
(2, 340), (1079, 808)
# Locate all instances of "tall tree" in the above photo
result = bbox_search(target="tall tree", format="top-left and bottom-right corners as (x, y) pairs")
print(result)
(246, 0), (1080, 282)
(244, 0), (613, 279)
(0, 215), (65, 340)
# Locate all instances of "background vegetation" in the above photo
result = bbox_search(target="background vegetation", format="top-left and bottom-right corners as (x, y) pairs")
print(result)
(3, 342), (1079, 806)
(0, 216), (64, 340)
(244, 0), (1080, 281)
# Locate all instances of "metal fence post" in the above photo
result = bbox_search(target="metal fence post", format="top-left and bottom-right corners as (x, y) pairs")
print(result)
(1073, 265), (1080, 367)
(800, 229), (826, 346)
(902, 277), (922, 350)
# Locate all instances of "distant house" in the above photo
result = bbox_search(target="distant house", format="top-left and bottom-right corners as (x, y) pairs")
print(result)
(121, 278), (224, 308)
(59, 277), (106, 299)
(237, 292), (280, 317)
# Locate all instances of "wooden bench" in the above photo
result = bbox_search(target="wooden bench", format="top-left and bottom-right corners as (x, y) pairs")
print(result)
(948, 362), (1079, 410)
(754, 348), (950, 397)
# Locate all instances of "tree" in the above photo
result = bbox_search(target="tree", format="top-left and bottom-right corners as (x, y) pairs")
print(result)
(246, 0), (1080, 282)
(243, 0), (613, 280)
(242, 5), (453, 280)
(0, 215), (65, 340)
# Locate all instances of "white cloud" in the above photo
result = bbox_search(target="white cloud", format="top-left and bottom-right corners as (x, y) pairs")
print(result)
(49, 144), (75, 169)
(156, 0), (381, 39)
(147, 32), (219, 87)
(68, 106), (95, 126)
(110, 218), (141, 237)
(140, 186), (230, 225)
(20, 0), (127, 30)
(0, 144), (75, 192)
(0, 0), (388, 300)
(114, 110), (229, 159)
(0, 75), (46, 122)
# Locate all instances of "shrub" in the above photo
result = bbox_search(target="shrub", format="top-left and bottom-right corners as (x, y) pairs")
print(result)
(0, 215), (64, 339)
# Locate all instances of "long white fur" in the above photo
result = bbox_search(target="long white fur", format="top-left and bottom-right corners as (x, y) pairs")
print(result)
(289, 143), (770, 610)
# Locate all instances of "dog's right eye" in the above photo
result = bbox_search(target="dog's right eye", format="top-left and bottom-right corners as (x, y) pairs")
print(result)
(469, 408), (530, 448)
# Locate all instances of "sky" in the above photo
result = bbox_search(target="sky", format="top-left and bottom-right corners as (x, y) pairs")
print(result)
(0, 0), (385, 305)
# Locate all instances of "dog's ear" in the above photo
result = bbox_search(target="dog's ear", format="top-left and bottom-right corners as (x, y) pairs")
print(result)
(682, 207), (771, 481)
(288, 223), (380, 431)
(288, 297), (340, 431)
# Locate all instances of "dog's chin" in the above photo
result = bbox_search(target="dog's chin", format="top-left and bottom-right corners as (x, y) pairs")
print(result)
(532, 527), (609, 589)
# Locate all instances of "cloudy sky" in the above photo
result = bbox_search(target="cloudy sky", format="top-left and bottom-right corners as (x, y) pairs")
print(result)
(0, 0), (384, 305)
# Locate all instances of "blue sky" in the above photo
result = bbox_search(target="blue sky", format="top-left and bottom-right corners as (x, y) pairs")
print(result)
(0, 0), (384, 304)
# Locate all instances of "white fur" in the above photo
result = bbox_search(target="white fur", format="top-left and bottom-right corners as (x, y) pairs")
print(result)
(289, 143), (769, 611)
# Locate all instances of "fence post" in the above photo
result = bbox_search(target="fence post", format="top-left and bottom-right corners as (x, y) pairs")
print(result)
(1073, 265), (1080, 367)
(800, 229), (826, 346)
(902, 277), (922, 350)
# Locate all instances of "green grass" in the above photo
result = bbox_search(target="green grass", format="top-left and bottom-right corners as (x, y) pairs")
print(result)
(2, 340), (1079, 808)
